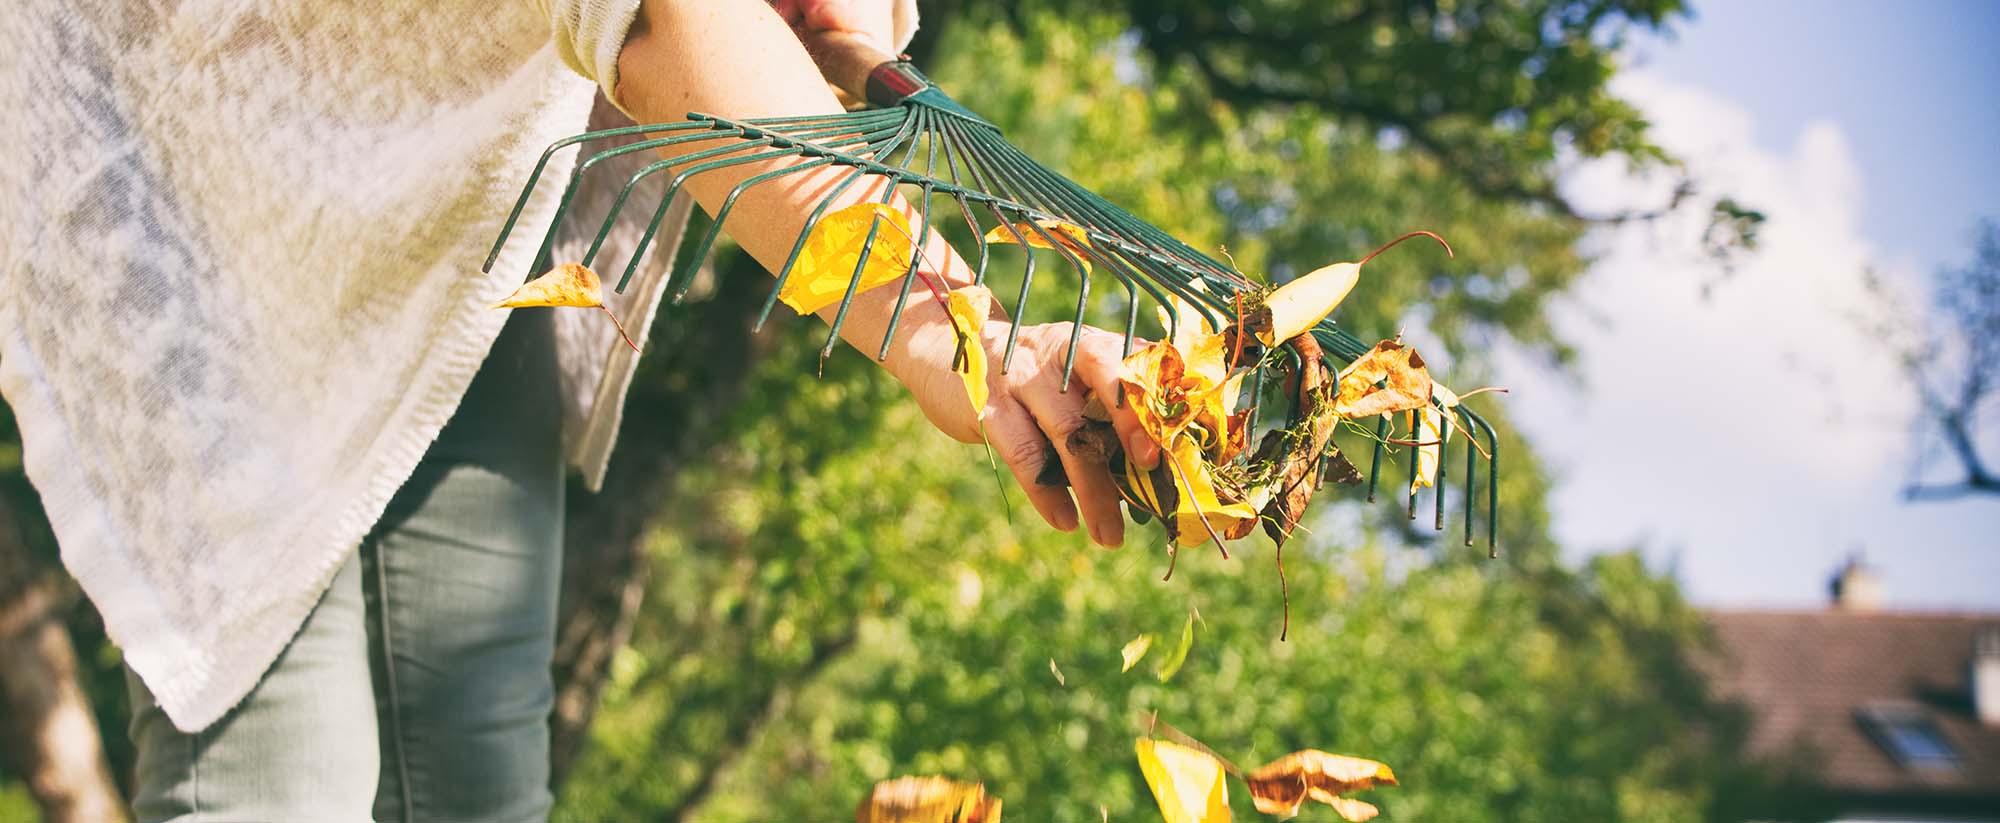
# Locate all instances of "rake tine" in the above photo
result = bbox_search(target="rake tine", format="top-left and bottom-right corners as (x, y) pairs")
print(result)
(1406, 412), (1422, 521)
(1463, 419), (1478, 547)
(821, 195), (896, 359)
(608, 115), (901, 290)
(667, 141), (888, 300)
(822, 120), (929, 358)
(483, 121), (717, 273)
(738, 108), (920, 331)
(934, 120), (991, 284)
(527, 126), (768, 281)
(877, 111), (945, 359)
(1434, 408), (1449, 532)
(1366, 411), (1388, 503)
(1462, 408), (1500, 556)
(755, 160), (879, 332)
(1245, 365), (1267, 438)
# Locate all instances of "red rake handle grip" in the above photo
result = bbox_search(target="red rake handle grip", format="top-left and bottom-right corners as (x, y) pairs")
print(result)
(799, 28), (923, 107)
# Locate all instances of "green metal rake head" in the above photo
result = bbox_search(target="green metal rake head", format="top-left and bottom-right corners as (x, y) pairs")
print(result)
(483, 34), (1501, 553)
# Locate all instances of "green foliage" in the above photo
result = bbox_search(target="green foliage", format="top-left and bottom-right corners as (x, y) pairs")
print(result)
(555, 9), (1777, 822)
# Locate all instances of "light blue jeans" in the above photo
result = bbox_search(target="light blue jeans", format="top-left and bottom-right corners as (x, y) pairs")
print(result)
(124, 309), (565, 822)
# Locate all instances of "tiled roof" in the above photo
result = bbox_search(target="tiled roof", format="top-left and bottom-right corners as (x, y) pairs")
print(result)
(1704, 610), (2000, 798)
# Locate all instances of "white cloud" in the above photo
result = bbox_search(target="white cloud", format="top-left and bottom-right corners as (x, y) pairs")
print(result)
(1497, 70), (2000, 608)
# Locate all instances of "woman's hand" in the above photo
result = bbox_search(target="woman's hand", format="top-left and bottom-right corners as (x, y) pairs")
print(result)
(880, 297), (1163, 549)
(616, 0), (1165, 545)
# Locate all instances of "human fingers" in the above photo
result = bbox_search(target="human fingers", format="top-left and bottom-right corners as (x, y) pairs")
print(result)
(1014, 364), (1127, 549)
(981, 396), (1081, 533)
(1070, 327), (1159, 470)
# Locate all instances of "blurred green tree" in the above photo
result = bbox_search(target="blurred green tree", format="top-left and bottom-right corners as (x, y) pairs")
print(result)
(551, 6), (1798, 822)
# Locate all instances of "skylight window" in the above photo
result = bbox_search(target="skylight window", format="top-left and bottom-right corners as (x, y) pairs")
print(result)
(1857, 704), (1960, 771)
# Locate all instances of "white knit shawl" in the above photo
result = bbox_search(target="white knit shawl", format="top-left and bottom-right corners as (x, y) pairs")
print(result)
(0, 0), (667, 732)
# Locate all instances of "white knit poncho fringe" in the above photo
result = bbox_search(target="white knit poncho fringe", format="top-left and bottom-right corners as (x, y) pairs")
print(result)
(0, 0), (911, 732)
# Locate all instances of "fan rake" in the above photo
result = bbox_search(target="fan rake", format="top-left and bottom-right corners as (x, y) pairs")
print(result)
(483, 32), (1501, 552)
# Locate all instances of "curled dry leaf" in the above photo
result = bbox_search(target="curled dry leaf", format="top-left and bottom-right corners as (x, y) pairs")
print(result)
(1135, 738), (1231, 823)
(1121, 634), (1155, 673)
(1332, 340), (1433, 419)
(946, 286), (993, 420)
(1410, 404), (1453, 495)
(982, 219), (1094, 275)
(1243, 750), (1397, 822)
(491, 262), (639, 352)
(855, 776), (1002, 823)
(1254, 261), (1360, 346)
(780, 203), (917, 315)
(493, 262), (603, 309)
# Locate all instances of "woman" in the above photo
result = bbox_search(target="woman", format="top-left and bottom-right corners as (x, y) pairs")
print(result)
(0, 0), (1160, 819)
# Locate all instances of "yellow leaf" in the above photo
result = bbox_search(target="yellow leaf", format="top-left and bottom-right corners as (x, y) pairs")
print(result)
(1121, 634), (1155, 673)
(1161, 439), (1258, 549)
(1049, 658), (1066, 687)
(1410, 403), (1453, 495)
(982, 219), (1094, 275)
(1244, 750), (1397, 820)
(1135, 738), (1231, 823)
(856, 776), (1002, 823)
(1257, 261), (1360, 345)
(493, 262), (603, 308)
(946, 286), (993, 420)
(1333, 340), (1434, 419)
(780, 203), (916, 315)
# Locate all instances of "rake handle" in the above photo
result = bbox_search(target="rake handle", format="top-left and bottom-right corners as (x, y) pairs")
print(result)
(800, 29), (921, 108)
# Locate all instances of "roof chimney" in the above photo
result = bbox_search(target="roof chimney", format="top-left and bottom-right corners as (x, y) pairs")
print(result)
(1829, 556), (1882, 611)
(1977, 628), (2000, 727)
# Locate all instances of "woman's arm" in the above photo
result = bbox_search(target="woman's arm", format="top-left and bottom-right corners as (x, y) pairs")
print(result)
(611, 0), (1159, 548)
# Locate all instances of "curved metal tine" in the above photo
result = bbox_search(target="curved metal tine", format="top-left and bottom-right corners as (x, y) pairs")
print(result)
(482, 120), (716, 273)
(976, 144), (1176, 389)
(819, 176), (909, 359)
(992, 135), (1229, 285)
(599, 115), (900, 290)
(939, 117), (1154, 375)
(1463, 417), (1478, 547)
(1244, 364), (1267, 436)
(753, 149), (897, 332)
(1366, 409), (1388, 503)
(1434, 406), (1450, 531)
(932, 116), (992, 285)
(527, 125), (772, 281)
(821, 120), (932, 358)
(1461, 407), (1500, 556)
(665, 121), (910, 300)
(930, 118), (1039, 371)
(877, 110), (944, 360)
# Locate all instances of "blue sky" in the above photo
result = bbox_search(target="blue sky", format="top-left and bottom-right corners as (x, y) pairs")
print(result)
(1497, 1), (2000, 610)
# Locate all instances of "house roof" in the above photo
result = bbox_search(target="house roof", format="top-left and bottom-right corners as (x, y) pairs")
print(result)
(1704, 609), (2000, 800)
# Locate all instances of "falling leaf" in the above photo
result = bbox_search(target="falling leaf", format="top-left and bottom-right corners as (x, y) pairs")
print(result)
(779, 203), (917, 315)
(1135, 738), (1231, 823)
(946, 286), (993, 419)
(1243, 750), (1397, 821)
(856, 776), (1003, 823)
(1332, 340), (1433, 419)
(1156, 610), (1197, 683)
(1255, 262), (1360, 346)
(492, 262), (639, 352)
(493, 261), (603, 308)
(1121, 634), (1156, 672)
(983, 219), (1094, 275)
(1049, 658), (1066, 687)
